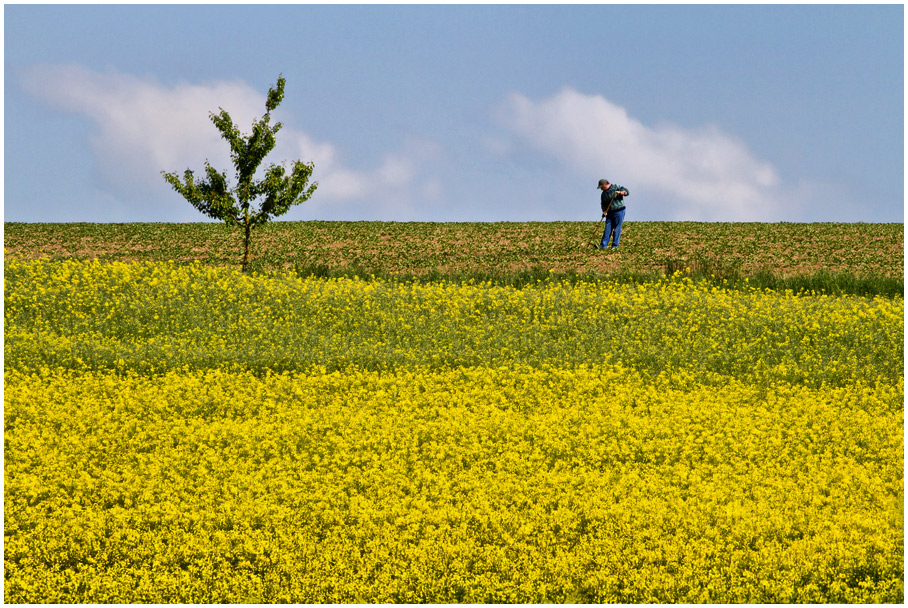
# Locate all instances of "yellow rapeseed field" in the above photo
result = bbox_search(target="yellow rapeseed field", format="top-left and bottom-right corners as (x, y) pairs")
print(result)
(4, 259), (904, 602)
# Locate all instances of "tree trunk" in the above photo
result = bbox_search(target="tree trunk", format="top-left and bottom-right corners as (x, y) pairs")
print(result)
(241, 222), (251, 272)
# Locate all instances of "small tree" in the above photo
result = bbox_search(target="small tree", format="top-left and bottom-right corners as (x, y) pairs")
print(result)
(162, 75), (317, 271)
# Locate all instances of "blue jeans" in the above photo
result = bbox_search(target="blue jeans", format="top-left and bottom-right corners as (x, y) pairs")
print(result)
(601, 207), (625, 248)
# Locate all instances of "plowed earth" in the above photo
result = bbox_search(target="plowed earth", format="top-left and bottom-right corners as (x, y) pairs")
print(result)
(4, 221), (903, 279)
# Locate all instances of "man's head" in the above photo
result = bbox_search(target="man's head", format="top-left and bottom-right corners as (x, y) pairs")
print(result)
(598, 179), (610, 190)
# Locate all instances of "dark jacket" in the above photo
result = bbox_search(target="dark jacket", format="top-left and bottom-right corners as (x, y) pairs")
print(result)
(601, 184), (628, 214)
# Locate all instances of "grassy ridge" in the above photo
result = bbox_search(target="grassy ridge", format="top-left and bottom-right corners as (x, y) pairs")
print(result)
(4, 221), (903, 295)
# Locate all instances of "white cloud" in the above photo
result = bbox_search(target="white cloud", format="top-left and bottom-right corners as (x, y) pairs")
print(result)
(496, 87), (783, 221)
(20, 65), (259, 190)
(19, 64), (442, 220)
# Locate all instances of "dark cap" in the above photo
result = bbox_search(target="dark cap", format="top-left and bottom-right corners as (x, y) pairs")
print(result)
(597, 179), (609, 189)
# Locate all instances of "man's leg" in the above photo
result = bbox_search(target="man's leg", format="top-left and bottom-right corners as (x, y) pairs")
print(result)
(610, 208), (626, 248)
(601, 217), (614, 248)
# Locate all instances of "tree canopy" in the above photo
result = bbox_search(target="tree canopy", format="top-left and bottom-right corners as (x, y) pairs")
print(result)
(162, 75), (317, 271)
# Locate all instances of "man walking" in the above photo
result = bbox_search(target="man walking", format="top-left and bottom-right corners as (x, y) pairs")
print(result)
(596, 178), (628, 249)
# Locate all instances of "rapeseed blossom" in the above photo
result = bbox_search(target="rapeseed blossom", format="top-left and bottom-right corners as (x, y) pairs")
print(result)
(4, 259), (901, 386)
(4, 260), (903, 602)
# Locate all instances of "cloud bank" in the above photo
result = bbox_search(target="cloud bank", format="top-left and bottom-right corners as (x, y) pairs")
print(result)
(17, 67), (795, 223)
(19, 65), (441, 220)
(496, 88), (783, 221)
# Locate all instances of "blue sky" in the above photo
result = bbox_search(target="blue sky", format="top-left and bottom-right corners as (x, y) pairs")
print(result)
(4, 3), (904, 223)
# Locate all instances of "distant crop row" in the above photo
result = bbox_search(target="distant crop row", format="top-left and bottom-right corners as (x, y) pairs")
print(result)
(4, 222), (903, 288)
(5, 259), (902, 386)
